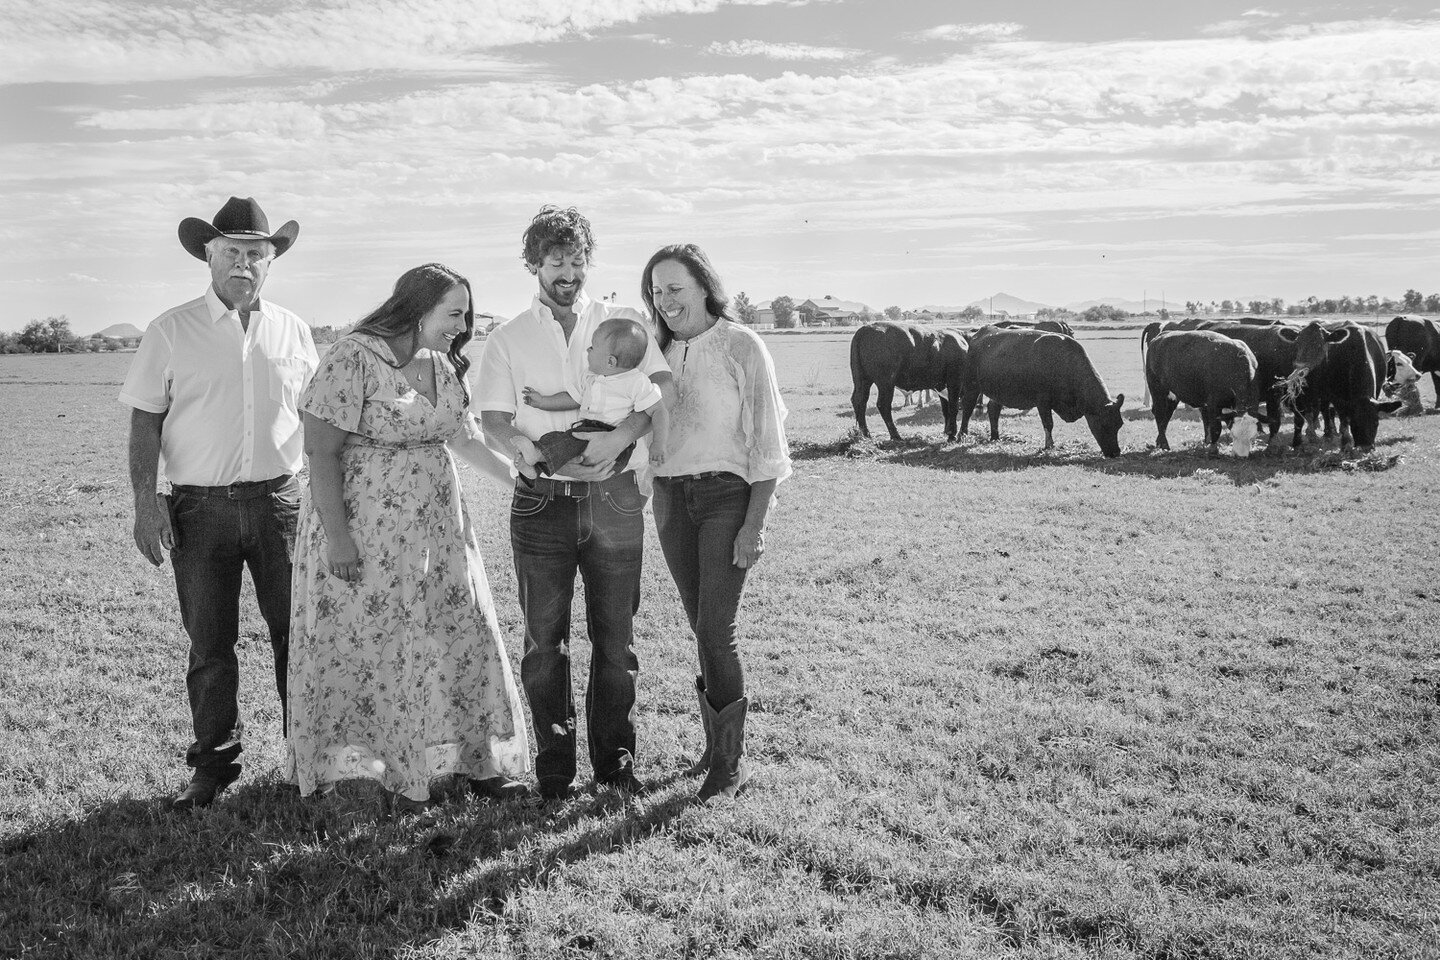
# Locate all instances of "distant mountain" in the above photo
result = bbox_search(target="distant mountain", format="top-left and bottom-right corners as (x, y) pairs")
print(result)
(94, 322), (144, 339)
(964, 292), (1055, 315)
(1064, 298), (1158, 314)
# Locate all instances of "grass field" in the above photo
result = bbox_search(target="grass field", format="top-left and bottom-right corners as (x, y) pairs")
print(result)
(2, 340), (1438, 959)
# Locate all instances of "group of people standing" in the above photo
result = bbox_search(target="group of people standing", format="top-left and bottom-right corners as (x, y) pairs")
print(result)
(121, 198), (791, 812)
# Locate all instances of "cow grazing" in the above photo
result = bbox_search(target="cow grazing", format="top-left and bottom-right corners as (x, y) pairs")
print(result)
(959, 326), (1124, 457)
(1289, 321), (1401, 450)
(1200, 321), (1309, 441)
(850, 322), (969, 440)
(1384, 315), (1440, 409)
(1144, 330), (1263, 455)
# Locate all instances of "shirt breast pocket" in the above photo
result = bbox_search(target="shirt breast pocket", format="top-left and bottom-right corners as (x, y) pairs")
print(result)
(268, 357), (308, 404)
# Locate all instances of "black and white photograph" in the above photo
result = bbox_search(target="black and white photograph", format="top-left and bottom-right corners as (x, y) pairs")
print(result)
(2, 1), (1437, 957)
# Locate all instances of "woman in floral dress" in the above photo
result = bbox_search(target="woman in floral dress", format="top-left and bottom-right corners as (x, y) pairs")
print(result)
(288, 263), (530, 806)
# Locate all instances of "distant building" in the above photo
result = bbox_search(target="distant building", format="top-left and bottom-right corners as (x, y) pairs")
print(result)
(86, 332), (141, 349)
(799, 297), (870, 326)
(751, 301), (776, 330)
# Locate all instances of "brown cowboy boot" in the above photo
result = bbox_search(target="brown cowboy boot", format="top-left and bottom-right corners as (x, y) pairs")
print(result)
(685, 676), (713, 776)
(697, 696), (750, 803)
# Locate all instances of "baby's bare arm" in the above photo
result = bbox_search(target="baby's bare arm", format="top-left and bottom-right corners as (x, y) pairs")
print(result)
(522, 386), (580, 411)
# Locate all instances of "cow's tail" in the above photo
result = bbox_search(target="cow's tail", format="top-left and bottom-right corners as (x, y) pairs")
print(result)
(1140, 321), (1162, 405)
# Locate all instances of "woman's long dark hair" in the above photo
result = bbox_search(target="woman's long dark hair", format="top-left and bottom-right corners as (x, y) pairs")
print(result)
(352, 263), (475, 404)
(640, 244), (732, 353)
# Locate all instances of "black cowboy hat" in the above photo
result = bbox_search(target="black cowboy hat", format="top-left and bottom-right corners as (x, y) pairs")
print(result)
(178, 196), (299, 261)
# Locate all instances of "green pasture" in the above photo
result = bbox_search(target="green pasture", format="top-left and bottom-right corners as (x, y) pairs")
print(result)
(2, 346), (1437, 959)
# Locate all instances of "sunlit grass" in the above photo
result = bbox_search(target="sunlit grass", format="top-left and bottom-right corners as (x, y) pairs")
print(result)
(2, 351), (1438, 959)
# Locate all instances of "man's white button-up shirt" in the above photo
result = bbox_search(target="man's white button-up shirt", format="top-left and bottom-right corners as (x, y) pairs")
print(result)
(475, 293), (668, 481)
(119, 287), (319, 486)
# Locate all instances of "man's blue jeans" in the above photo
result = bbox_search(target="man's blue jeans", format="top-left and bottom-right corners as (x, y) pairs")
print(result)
(651, 473), (753, 707)
(168, 476), (299, 779)
(509, 471), (646, 788)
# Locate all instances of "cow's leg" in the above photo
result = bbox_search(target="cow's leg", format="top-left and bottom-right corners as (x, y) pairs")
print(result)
(851, 379), (872, 438)
(939, 391), (956, 440)
(876, 384), (902, 441)
(1432, 370), (1440, 410)
(987, 399), (1003, 441)
(1037, 406), (1055, 452)
(1264, 396), (1282, 440)
(959, 389), (980, 436)
(1338, 413), (1354, 451)
(1150, 380), (1175, 450)
(1199, 407), (1219, 455)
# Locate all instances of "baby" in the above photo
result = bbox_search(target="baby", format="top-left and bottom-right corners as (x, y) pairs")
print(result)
(520, 316), (669, 480)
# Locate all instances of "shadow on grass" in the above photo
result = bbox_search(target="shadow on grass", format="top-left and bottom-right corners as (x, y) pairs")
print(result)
(792, 429), (1413, 486)
(0, 772), (694, 958)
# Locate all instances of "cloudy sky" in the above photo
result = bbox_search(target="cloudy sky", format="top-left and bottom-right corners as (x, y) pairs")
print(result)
(3, 0), (1439, 333)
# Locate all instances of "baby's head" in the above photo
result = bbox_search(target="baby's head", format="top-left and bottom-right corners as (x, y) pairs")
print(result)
(587, 316), (649, 375)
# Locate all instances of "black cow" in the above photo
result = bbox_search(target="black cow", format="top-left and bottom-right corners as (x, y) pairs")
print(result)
(1145, 330), (1262, 454)
(1289, 321), (1401, 450)
(993, 318), (1076, 337)
(959, 326), (1124, 457)
(1385, 315), (1440, 409)
(1199, 321), (1313, 442)
(850, 322), (969, 440)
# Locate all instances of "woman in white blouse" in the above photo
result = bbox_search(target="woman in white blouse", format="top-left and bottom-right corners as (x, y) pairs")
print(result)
(642, 244), (792, 802)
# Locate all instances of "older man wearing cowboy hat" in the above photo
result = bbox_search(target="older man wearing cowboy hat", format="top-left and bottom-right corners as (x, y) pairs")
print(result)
(120, 197), (318, 810)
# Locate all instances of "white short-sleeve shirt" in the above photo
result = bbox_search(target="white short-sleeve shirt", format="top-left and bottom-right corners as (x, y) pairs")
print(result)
(475, 293), (668, 480)
(579, 367), (663, 425)
(118, 287), (319, 486)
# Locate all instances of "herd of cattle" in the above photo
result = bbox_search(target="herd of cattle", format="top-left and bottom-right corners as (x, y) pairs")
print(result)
(849, 315), (1440, 458)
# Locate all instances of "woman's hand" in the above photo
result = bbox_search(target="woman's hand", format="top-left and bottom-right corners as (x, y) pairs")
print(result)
(326, 535), (361, 582)
(733, 523), (766, 569)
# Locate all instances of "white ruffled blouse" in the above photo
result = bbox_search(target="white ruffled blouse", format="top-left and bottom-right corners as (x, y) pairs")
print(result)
(652, 319), (792, 485)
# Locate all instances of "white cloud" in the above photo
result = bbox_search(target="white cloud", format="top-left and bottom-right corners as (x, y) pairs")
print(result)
(914, 23), (1023, 43)
(705, 40), (853, 60)
(0, 0), (801, 83)
(5, 13), (1440, 324)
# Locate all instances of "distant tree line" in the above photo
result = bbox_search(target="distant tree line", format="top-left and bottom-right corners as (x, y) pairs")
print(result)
(0, 317), (98, 354)
(1182, 290), (1440, 317)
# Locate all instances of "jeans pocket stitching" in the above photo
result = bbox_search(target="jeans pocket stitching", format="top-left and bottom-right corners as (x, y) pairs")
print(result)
(511, 491), (551, 517)
(601, 490), (647, 517)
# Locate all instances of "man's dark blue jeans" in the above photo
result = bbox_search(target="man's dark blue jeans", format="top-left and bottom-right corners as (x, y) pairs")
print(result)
(509, 470), (646, 790)
(651, 472), (754, 708)
(168, 475), (299, 781)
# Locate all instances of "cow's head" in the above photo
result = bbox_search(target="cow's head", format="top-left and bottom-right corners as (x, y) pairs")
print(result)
(1231, 417), (1258, 457)
(1085, 393), (1125, 458)
(1389, 349), (1420, 386)
(1292, 321), (1352, 374)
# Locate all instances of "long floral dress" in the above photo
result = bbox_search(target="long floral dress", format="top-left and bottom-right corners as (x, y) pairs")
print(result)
(287, 333), (529, 801)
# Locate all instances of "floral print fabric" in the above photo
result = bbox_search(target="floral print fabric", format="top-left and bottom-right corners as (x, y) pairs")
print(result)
(288, 334), (529, 800)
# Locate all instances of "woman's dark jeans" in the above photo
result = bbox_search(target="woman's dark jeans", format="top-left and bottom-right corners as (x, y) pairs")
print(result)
(652, 473), (753, 707)
(168, 476), (299, 779)
(509, 471), (646, 788)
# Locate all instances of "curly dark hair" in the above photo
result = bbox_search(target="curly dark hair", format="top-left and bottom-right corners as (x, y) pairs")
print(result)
(350, 263), (475, 405)
(521, 205), (596, 272)
(641, 244), (732, 352)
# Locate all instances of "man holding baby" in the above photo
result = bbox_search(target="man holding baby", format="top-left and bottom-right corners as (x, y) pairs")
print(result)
(477, 205), (674, 801)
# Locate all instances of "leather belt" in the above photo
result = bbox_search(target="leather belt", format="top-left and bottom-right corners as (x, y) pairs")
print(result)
(171, 475), (293, 501)
(521, 477), (595, 498)
(518, 472), (637, 499)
